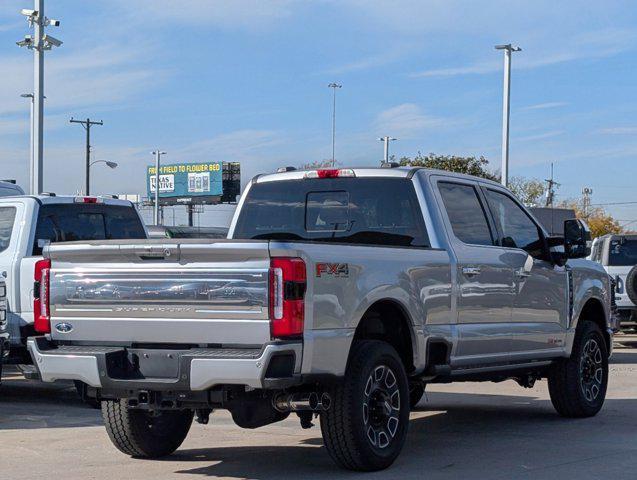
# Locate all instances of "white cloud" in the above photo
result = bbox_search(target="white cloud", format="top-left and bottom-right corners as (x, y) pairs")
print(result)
(374, 103), (446, 139)
(411, 28), (637, 78)
(597, 126), (637, 135)
(521, 102), (568, 111)
(114, 0), (295, 30)
(514, 130), (565, 142)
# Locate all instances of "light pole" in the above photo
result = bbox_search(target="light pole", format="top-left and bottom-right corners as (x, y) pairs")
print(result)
(20, 94), (34, 186)
(151, 150), (166, 225)
(16, 1), (62, 195)
(87, 160), (118, 195)
(495, 44), (521, 187)
(328, 83), (342, 167)
(378, 136), (397, 165)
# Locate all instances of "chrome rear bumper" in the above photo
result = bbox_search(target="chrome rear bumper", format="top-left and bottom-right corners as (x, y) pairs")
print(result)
(28, 337), (303, 391)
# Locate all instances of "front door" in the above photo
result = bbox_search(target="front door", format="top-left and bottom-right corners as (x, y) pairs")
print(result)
(482, 187), (568, 357)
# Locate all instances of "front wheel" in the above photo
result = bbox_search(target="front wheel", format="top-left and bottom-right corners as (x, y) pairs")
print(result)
(102, 400), (193, 458)
(320, 340), (410, 471)
(547, 320), (609, 418)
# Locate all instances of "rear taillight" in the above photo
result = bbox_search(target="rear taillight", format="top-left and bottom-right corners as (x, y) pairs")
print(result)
(34, 258), (51, 334)
(269, 257), (306, 339)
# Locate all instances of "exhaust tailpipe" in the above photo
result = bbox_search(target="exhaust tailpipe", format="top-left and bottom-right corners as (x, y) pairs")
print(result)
(274, 392), (331, 412)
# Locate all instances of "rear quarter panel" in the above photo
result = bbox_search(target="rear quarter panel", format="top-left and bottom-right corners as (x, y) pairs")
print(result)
(269, 242), (452, 375)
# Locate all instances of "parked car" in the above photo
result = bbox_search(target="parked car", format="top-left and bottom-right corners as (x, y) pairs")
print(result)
(0, 181), (25, 198)
(590, 233), (637, 330)
(28, 167), (614, 471)
(0, 195), (147, 367)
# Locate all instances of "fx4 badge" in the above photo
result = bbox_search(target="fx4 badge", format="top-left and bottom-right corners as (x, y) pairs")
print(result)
(316, 263), (349, 278)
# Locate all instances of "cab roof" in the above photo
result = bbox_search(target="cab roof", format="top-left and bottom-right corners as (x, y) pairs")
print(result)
(254, 166), (503, 187)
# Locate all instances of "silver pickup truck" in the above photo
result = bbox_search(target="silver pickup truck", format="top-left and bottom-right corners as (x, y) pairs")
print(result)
(28, 167), (615, 471)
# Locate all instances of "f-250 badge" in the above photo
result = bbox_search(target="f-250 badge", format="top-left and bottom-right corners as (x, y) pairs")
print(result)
(316, 263), (349, 278)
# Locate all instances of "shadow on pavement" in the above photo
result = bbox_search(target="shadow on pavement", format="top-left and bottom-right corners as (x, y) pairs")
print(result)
(166, 393), (637, 479)
(0, 367), (102, 430)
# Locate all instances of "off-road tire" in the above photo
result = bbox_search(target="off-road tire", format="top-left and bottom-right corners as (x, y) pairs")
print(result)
(102, 400), (193, 458)
(548, 320), (608, 418)
(320, 340), (410, 471)
(626, 266), (637, 305)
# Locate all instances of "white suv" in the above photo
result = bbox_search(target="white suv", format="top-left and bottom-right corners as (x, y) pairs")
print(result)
(590, 234), (637, 330)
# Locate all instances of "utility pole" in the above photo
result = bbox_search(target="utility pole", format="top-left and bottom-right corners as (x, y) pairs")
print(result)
(378, 136), (397, 165)
(70, 118), (103, 195)
(544, 162), (560, 207)
(151, 150), (166, 225)
(17, 1), (62, 194)
(495, 44), (521, 188)
(582, 187), (593, 219)
(328, 83), (342, 167)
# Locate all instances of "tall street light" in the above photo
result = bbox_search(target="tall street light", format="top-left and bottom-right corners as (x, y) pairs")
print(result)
(16, 1), (62, 195)
(328, 83), (342, 167)
(151, 150), (166, 225)
(20, 93), (34, 185)
(87, 160), (118, 196)
(378, 136), (397, 165)
(495, 44), (521, 188)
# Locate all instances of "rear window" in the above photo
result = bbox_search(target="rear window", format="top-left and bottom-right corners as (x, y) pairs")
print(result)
(608, 238), (637, 266)
(233, 178), (429, 247)
(32, 204), (146, 255)
(0, 207), (16, 253)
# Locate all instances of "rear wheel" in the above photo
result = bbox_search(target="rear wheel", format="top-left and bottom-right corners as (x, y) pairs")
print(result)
(548, 320), (608, 417)
(320, 340), (410, 471)
(102, 400), (193, 458)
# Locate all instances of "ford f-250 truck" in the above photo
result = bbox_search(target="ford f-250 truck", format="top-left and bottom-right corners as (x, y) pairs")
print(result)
(28, 167), (615, 471)
(0, 194), (147, 368)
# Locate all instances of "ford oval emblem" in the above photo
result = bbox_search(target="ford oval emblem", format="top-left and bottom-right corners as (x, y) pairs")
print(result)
(55, 322), (74, 334)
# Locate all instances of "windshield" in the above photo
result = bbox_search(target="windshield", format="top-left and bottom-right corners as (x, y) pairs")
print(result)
(233, 177), (429, 247)
(608, 238), (637, 266)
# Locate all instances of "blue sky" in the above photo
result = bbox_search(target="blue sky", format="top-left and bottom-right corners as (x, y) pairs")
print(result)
(1, 0), (636, 226)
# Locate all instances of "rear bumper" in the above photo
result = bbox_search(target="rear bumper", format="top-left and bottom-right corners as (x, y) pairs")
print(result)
(27, 337), (303, 391)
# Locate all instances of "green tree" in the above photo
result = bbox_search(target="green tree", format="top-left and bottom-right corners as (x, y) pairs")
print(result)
(559, 200), (622, 238)
(508, 176), (546, 206)
(398, 152), (498, 181)
(298, 159), (339, 170)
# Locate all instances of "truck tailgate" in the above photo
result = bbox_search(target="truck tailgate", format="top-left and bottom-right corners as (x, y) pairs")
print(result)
(45, 240), (271, 346)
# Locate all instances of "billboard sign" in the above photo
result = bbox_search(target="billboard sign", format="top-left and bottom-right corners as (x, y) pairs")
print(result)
(146, 162), (223, 204)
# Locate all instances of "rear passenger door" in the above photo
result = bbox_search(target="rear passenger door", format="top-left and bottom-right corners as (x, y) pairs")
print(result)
(481, 186), (568, 357)
(436, 179), (514, 363)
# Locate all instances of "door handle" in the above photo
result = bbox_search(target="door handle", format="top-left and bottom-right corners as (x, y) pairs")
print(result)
(462, 266), (482, 277)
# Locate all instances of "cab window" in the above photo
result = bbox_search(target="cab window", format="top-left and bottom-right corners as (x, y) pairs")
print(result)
(484, 189), (544, 257)
(438, 182), (493, 246)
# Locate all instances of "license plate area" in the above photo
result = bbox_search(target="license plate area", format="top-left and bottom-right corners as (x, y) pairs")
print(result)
(105, 348), (182, 380)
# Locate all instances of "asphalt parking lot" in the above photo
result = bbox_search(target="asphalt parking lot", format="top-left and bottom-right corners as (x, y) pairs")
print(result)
(2, 347), (637, 480)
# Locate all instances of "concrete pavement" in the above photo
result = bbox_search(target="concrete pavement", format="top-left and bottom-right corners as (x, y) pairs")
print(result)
(1, 349), (637, 479)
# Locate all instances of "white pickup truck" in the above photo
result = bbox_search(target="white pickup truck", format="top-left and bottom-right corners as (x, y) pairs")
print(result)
(29, 167), (615, 471)
(0, 195), (147, 366)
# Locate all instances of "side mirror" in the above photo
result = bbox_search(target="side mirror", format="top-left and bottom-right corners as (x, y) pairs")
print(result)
(564, 219), (591, 259)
